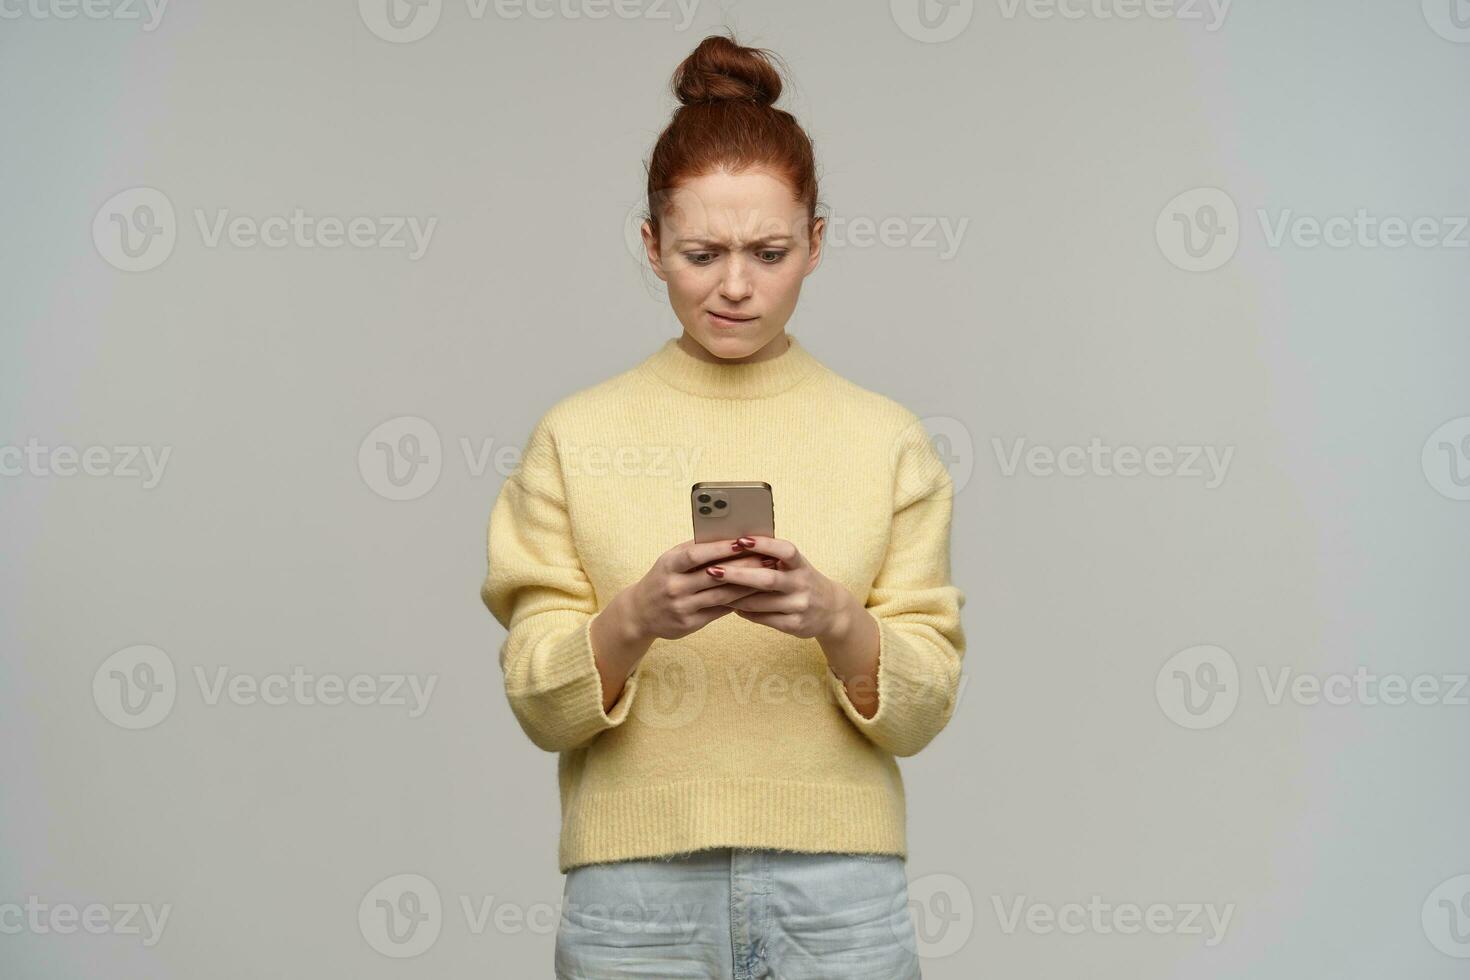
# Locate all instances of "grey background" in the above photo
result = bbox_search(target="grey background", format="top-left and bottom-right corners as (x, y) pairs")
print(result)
(3, 0), (1469, 976)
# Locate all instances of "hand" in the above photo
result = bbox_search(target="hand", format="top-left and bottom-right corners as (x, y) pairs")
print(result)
(623, 537), (778, 642)
(705, 536), (853, 641)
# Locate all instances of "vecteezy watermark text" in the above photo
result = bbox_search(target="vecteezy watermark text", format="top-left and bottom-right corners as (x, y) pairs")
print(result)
(992, 437), (1234, 489)
(1, 439), (171, 488)
(992, 894), (1234, 947)
(0, 898), (171, 947)
(93, 187), (437, 272)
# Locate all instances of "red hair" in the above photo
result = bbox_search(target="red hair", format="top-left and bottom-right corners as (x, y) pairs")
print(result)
(643, 32), (821, 247)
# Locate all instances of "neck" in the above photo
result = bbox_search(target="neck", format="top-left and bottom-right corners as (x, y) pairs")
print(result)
(676, 331), (791, 365)
(640, 331), (822, 400)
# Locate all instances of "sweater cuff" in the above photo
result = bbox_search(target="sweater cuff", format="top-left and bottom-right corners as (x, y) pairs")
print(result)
(509, 609), (642, 752)
(826, 611), (955, 758)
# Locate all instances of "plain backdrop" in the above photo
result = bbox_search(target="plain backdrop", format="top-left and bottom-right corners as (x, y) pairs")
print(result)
(3, 0), (1469, 976)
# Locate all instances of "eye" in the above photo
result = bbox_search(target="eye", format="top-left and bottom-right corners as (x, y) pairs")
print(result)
(757, 249), (788, 263)
(684, 251), (716, 265)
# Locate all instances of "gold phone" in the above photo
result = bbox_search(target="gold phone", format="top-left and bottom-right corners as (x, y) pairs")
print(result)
(691, 481), (775, 543)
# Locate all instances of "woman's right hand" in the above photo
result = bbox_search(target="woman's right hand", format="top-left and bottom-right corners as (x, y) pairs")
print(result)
(626, 537), (776, 641)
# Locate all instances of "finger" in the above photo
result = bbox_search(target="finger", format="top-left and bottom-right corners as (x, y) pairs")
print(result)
(686, 583), (764, 611)
(704, 564), (791, 592)
(726, 536), (804, 569)
(679, 557), (771, 595)
(721, 591), (801, 613)
(666, 538), (759, 574)
(733, 609), (799, 629)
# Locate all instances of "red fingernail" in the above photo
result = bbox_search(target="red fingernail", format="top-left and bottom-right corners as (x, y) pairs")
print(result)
(737, 537), (756, 548)
(761, 558), (777, 567)
(707, 566), (724, 577)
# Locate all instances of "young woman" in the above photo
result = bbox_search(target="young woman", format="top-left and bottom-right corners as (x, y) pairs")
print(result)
(481, 31), (965, 980)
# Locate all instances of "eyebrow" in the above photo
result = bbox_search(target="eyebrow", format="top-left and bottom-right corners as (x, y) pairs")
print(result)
(672, 236), (796, 248)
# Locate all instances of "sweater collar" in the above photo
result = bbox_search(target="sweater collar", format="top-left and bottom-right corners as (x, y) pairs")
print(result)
(640, 333), (822, 400)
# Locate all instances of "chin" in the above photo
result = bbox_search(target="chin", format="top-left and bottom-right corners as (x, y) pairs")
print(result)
(688, 325), (781, 360)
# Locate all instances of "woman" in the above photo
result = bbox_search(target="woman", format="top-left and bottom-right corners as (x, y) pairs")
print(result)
(481, 32), (966, 980)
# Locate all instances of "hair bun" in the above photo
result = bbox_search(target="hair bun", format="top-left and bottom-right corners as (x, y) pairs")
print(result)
(672, 33), (783, 107)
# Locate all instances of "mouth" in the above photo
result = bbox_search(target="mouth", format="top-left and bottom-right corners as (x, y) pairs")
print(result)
(707, 310), (758, 327)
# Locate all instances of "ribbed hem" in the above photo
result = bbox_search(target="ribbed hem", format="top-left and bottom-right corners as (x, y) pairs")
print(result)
(637, 333), (823, 400)
(559, 776), (906, 873)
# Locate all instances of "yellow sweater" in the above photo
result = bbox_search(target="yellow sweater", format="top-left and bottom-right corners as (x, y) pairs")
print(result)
(480, 333), (966, 873)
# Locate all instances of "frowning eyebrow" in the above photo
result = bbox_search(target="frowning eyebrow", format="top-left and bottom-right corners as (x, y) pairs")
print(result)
(672, 236), (796, 248)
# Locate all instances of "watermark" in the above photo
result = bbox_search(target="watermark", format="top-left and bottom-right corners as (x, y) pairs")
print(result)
(992, 894), (1234, 947)
(995, 0), (1230, 30)
(727, 663), (973, 714)
(1158, 187), (1470, 271)
(358, 416), (710, 501)
(890, 0), (975, 43)
(623, 200), (968, 268)
(821, 214), (969, 260)
(358, 0), (701, 44)
(93, 187), (437, 272)
(1157, 644), (1469, 730)
(902, 872), (975, 958)
(1258, 209), (1469, 251)
(1422, 0), (1470, 43)
(1156, 187), (1239, 272)
(895, 415), (974, 499)
(1156, 644), (1238, 729)
(92, 645), (438, 729)
(1422, 416), (1470, 501)
(0, 898), (171, 947)
(1423, 874), (1470, 958)
(359, 874), (442, 958)
(357, 872), (704, 957)
(0, 439), (171, 488)
(0, 0), (168, 29)
(992, 437), (1234, 489)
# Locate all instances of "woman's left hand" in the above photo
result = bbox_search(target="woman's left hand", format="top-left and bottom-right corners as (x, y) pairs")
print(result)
(704, 536), (853, 641)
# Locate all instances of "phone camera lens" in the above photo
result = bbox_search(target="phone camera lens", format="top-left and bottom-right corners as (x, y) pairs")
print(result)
(697, 493), (711, 503)
(698, 506), (712, 515)
(714, 500), (727, 509)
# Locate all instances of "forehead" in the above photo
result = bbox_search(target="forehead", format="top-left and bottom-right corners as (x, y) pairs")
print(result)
(662, 170), (805, 242)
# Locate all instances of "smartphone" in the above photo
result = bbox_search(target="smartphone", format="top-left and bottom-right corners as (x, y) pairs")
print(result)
(691, 481), (775, 543)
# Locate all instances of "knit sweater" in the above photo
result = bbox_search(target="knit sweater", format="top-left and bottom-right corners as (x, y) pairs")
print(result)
(480, 332), (966, 873)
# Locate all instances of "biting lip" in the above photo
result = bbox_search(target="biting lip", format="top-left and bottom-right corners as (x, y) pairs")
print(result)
(708, 310), (757, 322)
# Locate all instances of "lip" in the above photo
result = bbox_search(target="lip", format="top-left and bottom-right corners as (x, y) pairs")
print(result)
(707, 310), (758, 326)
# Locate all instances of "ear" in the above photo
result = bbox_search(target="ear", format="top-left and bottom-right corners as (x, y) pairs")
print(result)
(804, 215), (826, 275)
(640, 220), (669, 282)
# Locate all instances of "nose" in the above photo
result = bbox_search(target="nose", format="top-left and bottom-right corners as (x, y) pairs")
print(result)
(719, 254), (754, 303)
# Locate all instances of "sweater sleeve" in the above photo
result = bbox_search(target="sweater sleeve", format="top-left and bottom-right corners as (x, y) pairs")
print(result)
(480, 416), (642, 753)
(826, 419), (967, 758)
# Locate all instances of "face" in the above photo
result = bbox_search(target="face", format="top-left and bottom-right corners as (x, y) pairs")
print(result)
(640, 168), (824, 362)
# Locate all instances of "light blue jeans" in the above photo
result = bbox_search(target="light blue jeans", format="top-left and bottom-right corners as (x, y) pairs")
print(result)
(554, 847), (923, 979)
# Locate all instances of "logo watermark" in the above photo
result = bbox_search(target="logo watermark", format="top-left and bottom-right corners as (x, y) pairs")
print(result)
(357, 872), (705, 957)
(0, 898), (172, 947)
(1156, 187), (1239, 272)
(1158, 187), (1470, 271)
(992, 894), (1234, 947)
(1423, 0), (1470, 43)
(992, 437), (1234, 489)
(359, 0), (701, 44)
(1423, 416), (1470, 501)
(1423, 874), (1470, 958)
(358, 415), (710, 501)
(995, 0), (1229, 29)
(93, 187), (437, 272)
(92, 646), (438, 729)
(1157, 644), (1469, 730)
(0, 0), (168, 29)
(1, 439), (171, 488)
